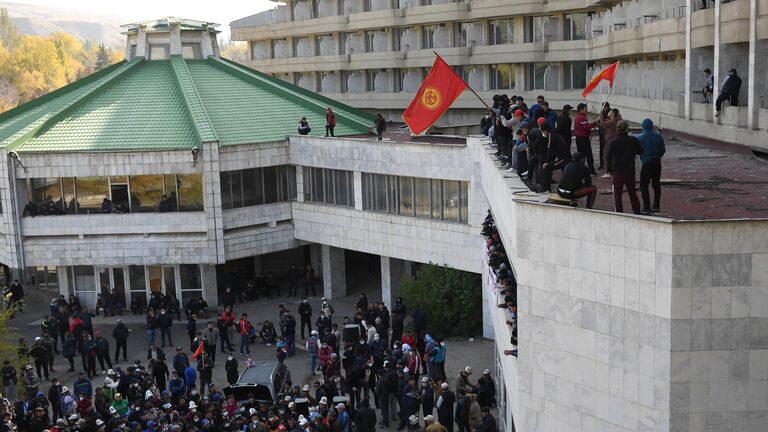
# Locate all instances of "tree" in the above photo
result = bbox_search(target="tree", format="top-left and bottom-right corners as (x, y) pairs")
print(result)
(0, 302), (21, 398)
(399, 263), (482, 338)
(95, 43), (111, 70)
(0, 8), (18, 50)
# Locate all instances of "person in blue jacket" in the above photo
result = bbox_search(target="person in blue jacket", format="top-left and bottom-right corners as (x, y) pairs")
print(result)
(637, 118), (666, 214)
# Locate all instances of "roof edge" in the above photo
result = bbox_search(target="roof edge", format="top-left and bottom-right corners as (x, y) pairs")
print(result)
(5, 57), (146, 152)
(169, 55), (218, 144)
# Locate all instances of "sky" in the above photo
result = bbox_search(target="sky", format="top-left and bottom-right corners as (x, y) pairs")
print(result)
(5, 0), (276, 40)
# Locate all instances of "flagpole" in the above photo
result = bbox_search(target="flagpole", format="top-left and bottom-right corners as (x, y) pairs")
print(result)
(432, 50), (492, 113)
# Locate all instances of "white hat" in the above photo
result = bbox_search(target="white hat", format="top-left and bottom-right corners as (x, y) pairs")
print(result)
(483, 368), (490, 375)
(163, 403), (172, 409)
(189, 401), (197, 409)
(319, 396), (328, 404)
(403, 367), (409, 373)
(96, 419), (104, 426)
(289, 402), (295, 408)
(34, 337), (41, 341)
(425, 415), (435, 423)
(441, 382), (449, 390)
(464, 366), (472, 374)
(402, 343), (411, 352)
(311, 330), (318, 335)
(302, 385), (310, 391)
(299, 418), (308, 426)
(284, 396), (292, 402)
(107, 369), (115, 375)
(61, 386), (70, 393)
(409, 415), (419, 425)
(335, 403), (345, 410)
(249, 408), (257, 415)
(68, 414), (79, 420)
(373, 334), (379, 340)
(144, 390), (153, 400)
(421, 377), (428, 383)
(109, 407), (117, 414)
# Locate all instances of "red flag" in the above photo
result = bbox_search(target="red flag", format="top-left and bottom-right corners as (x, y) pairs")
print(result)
(582, 61), (620, 98)
(402, 55), (468, 135)
(191, 341), (203, 360)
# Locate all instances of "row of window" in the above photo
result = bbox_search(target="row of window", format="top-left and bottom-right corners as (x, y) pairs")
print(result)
(261, 13), (590, 60)
(220, 166), (297, 210)
(362, 174), (469, 223)
(303, 167), (355, 207)
(26, 174), (204, 216)
(128, 43), (203, 61)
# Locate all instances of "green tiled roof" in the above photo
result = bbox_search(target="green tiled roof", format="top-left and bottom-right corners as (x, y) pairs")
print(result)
(0, 56), (375, 153)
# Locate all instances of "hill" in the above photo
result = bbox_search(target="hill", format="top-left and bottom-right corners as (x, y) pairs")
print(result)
(0, 1), (124, 49)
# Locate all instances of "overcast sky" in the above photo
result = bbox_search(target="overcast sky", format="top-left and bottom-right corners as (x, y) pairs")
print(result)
(6, 0), (276, 40)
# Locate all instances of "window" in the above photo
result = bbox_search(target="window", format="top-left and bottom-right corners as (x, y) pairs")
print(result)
(129, 265), (147, 302)
(149, 44), (170, 60)
(75, 177), (109, 214)
(130, 175), (165, 212)
(182, 43), (202, 59)
(221, 165), (296, 210)
(422, 25), (435, 49)
(179, 264), (202, 305)
(362, 173), (469, 223)
(72, 265), (96, 307)
(490, 64), (516, 90)
(490, 19), (514, 45)
(242, 168), (263, 207)
(366, 70), (377, 92)
(303, 167), (355, 207)
(264, 166), (279, 204)
(564, 13), (587, 41)
(176, 174), (204, 211)
(534, 63), (548, 90)
(30, 178), (64, 214)
(564, 61), (588, 90)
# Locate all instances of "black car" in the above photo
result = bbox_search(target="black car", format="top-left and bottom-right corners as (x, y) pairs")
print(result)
(223, 361), (291, 404)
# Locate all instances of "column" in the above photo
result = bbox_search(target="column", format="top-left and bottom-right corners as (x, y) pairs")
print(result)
(170, 23), (182, 56)
(712, 0), (721, 121)
(310, 244), (323, 278)
(353, 171), (363, 210)
(296, 166), (305, 202)
(380, 256), (411, 309)
(747, 0), (758, 129)
(322, 245), (346, 299)
(684, 0), (692, 119)
(200, 264), (219, 307)
(253, 255), (262, 276)
(136, 26), (147, 58)
(57, 266), (70, 297)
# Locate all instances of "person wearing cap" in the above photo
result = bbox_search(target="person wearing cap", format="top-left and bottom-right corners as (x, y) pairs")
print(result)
(476, 406), (497, 432)
(436, 382), (455, 432)
(573, 102), (598, 175)
(555, 104), (573, 146)
(47, 377), (62, 421)
(29, 336), (50, 381)
(424, 414), (446, 432)
(519, 121), (541, 181)
(715, 68), (742, 116)
(298, 298), (313, 339)
(455, 366), (475, 395)
(606, 120), (644, 214)
(112, 319), (130, 364)
(94, 330), (112, 374)
(73, 371), (92, 398)
(29, 404), (48, 432)
(157, 308), (173, 348)
(476, 369), (496, 409)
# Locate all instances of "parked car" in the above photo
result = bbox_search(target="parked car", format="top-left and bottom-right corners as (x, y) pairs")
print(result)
(223, 361), (291, 403)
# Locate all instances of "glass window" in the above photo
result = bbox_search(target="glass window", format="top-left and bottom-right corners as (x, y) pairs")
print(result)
(176, 174), (203, 211)
(242, 168), (264, 207)
(490, 64), (515, 90)
(490, 19), (514, 45)
(30, 178), (62, 214)
(182, 43), (202, 59)
(264, 166), (279, 204)
(399, 177), (414, 216)
(312, 168), (324, 203)
(304, 168), (313, 202)
(323, 169), (335, 205)
(130, 175), (164, 213)
(149, 44), (170, 60)
(62, 177), (76, 214)
(431, 179), (442, 219)
(362, 173), (371, 210)
(422, 25), (434, 49)
(460, 181), (469, 222)
(387, 175), (398, 214)
(565, 13), (587, 41)
(162, 174), (179, 212)
(374, 174), (387, 212)
(334, 170), (348, 206)
(129, 265), (146, 297)
(147, 265), (162, 294)
(443, 180), (460, 221)
(75, 177), (109, 214)
(220, 172), (233, 210)
(534, 63), (548, 90)
(414, 177), (430, 218)
(179, 264), (202, 290)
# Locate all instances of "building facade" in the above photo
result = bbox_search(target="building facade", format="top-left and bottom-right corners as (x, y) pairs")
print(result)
(232, 0), (768, 149)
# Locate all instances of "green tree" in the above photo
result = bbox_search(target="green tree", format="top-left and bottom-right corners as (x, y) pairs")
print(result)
(0, 302), (21, 398)
(0, 8), (18, 49)
(95, 43), (111, 70)
(400, 263), (482, 338)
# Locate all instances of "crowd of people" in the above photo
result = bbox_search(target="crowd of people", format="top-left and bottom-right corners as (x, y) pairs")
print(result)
(481, 214), (516, 359)
(482, 94), (666, 215)
(1, 275), (501, 432)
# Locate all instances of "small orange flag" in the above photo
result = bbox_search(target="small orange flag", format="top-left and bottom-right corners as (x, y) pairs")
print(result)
(191, 341), (204, 360)
(402, 55), (468, 135)
(582, 61), (620, 98)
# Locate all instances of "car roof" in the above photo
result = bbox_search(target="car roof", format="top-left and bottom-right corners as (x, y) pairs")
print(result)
(237, 362), (279, 386)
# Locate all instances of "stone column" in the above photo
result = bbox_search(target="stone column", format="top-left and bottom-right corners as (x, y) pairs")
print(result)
(322, 245), (346, 299)
(380, 256), (411, 309)
(253, 255), (262, 277)
(170, 23), (182, 56)
(310, 244), (323, 278)
(353, 171), (363, 210)
(712, 0), (721, 121)
(57, 266), (70, 297)
(136, 27), (147, 58)
(201, 141), (225, 264)
(296, 166), (305, 202)
(747, 0), (758, 129)
(200, 264), (219, 307)
(684, 0), (692, 119)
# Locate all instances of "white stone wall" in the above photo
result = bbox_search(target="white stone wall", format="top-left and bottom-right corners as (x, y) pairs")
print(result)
(217, 142), (290, 172)
(223, 223), (299, 261)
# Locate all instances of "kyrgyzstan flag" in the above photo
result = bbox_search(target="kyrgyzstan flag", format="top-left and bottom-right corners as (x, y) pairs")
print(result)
(191, 340), (204, 360)
(582, 61), (620, 97)
(402, 55), (468, 135)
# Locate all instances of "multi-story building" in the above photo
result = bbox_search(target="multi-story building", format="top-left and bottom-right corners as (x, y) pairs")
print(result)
(0, 15), (767, 432)
(232, 0), (768, 149)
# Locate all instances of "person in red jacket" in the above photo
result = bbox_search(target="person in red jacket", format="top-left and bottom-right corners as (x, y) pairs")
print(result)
(238, 314), (251, 355)
(573, 103), (598, 176)
(325, 107), (336, 137)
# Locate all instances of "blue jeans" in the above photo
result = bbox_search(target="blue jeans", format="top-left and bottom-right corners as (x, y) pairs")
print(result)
(285, 334), (295, 357)
(309, 354), (317, 374)
(240, 334), (250, 354)
(146, 329), (156, 345)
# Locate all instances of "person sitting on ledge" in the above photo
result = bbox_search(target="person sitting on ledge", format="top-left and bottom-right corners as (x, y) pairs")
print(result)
(557, 152), (597, 209)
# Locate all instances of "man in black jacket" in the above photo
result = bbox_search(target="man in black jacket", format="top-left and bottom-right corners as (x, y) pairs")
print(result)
(298, 298), (312, 339)
(354, 398), (377, 432)
(555, 104), (573, 146)
(557, 152), (597, 208)
(158, 308), (173, 348)
(539, 123), (571, 193)
(715, 68), (743, 116)
(437, 382), (456, 432)
(94, 331), (112, 373)
(606, 121), (644, 214)
(476, 406), (498, 432)
(454, 388), (471, 432)
(112, 319), (129, 363)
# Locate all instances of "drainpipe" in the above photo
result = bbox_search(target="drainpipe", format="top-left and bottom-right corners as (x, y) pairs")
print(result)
(8, 156), (25, 279)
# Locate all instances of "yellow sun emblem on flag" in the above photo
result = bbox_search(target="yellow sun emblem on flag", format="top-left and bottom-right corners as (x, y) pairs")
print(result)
(422, 87), (441, 109)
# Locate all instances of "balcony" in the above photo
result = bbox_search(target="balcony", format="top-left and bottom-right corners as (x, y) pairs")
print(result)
(243, 54), (349, 74)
